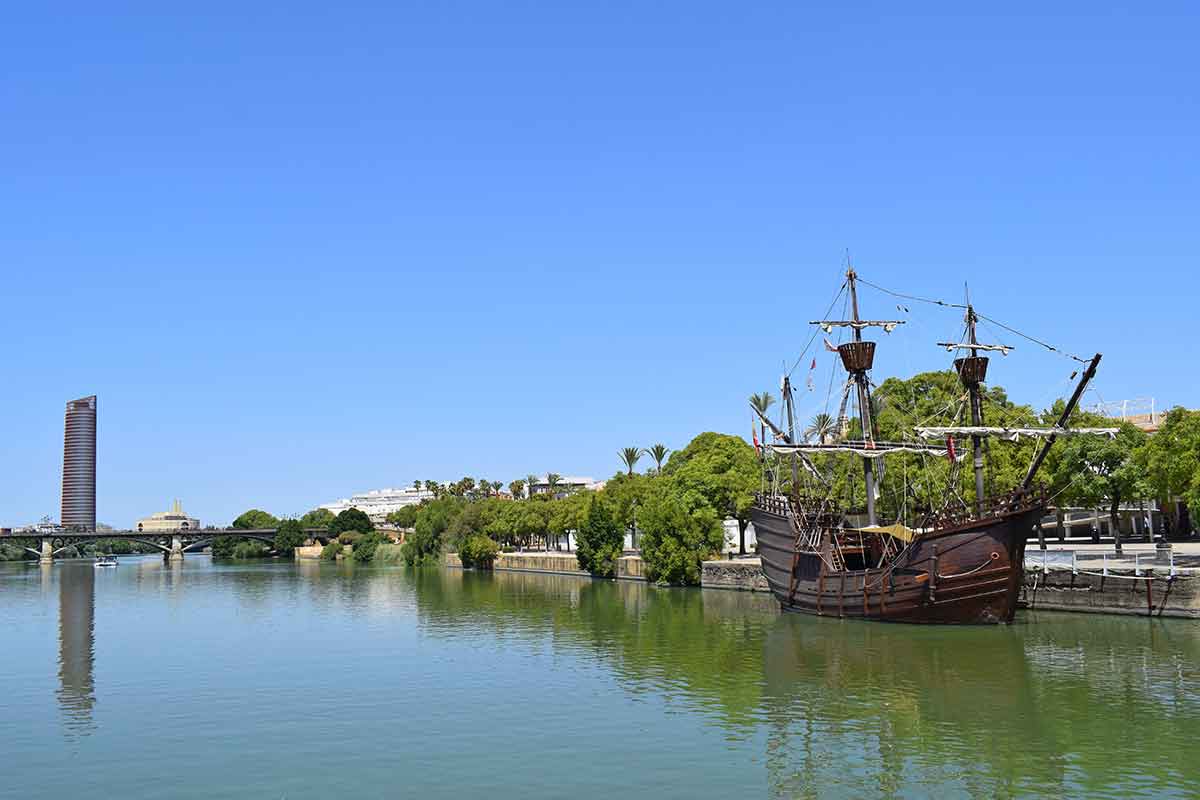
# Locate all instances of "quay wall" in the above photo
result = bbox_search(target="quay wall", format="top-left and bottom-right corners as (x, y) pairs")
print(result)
(701, 558), (771, 593)
(444, 551), (648, 581)
(1022, 567), (1200, 619)
(294, 544), (323, 560)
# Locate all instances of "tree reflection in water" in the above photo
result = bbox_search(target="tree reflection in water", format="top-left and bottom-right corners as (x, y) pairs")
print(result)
(414, 568), (1200, 799)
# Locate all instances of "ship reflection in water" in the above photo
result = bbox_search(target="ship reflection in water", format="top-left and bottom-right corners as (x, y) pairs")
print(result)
(52, 562), (96, 736)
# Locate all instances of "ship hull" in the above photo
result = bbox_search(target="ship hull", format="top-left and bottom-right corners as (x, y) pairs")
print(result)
(752, 502), (1039, 624)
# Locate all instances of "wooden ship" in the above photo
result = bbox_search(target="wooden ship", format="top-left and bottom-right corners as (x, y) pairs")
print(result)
(749, 268), (1113, 624)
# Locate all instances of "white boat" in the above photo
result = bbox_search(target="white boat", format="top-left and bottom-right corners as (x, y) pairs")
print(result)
(94, 555), (118, 568)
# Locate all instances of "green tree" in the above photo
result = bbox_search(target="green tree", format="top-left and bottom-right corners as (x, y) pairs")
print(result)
(575, 496), (623, 577)
(232, 509), (279, 529)
(459, 534), (500, 568)
(214, 509), (280, 558)
(402, 496), (466, 566)
(1051, 422), (1148, 552)
(1134, 407), (1200, 534)
(274, 519), (307, 556)
(638, 485), (724, 585)
(298, 508), (335, 529)
(665, 432), (759, 555)
(352, 531), (388, 563)
(646, 443), (671, 474)
(386, 505), (419, 529)
(547, 491), (590, 551)
(329, 508), (375, 536)
(749, 392), (775, 454)
(509, 479), (526, 500)
(526, 473), (540, 499)
(619, 447), (644, 475)
(546, 473), (562, 498)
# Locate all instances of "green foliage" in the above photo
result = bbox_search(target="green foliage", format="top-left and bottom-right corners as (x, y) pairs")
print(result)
(665, 432), (760, 525)
(603, 472), (654, 537)
(330, 508), (375, 536)
(1134, 408), (1200, 523)
(337, 531), (364, 545)
(509, 479), (526, 500)
(402, 496), (466, 566)
(231, 540), (269, 559)
(445, 498), (502, 552)
(274, 519), (307, 555)
(352, 531), (388, 563)
(575, 496), (623, 577)
(385, 505), (419, 528)
(232, 509), (279, 530)
(320, 540), (343, 560)
(298, 508), (335, 529)
(373, 543), (406, 564)
(638, 486), (724, 585)
(459, 534), (500, 568)
(548, 491), (591, 549)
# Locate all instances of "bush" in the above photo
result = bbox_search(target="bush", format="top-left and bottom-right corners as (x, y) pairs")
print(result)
(638, 489), (724, 585)
(213, 536), (271, 559)
(575, 496), (623, 577)
(274, 519), (307, 556)
(402, 496), (464, 565)
(352, 531), (388, 563)
(459, 535), (500, 569)
(232, 540), (270, 559)
(373, 543), (406, 565)
(320, 540), (343, 561)
(338, 531), (363, 546)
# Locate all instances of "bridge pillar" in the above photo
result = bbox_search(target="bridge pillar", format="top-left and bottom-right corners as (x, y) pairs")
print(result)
(167, 534), (185, 562)
(39, 539), (53, 564)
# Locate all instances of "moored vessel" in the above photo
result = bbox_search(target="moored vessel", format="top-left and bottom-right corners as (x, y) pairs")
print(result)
(749, 267), (1113, 624)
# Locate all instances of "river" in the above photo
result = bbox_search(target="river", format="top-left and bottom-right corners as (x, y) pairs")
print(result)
(3, 556), (1198, 798)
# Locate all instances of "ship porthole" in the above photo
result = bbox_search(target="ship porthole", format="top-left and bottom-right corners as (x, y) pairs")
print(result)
(990, 551), (1000, 560)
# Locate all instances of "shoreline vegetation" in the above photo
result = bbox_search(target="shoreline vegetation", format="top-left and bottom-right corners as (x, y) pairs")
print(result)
(9, 372), (1198, 576)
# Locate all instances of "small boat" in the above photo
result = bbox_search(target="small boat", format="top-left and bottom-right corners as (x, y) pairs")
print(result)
(748, 267), (1115, 624)
(94, 555), (118, 568)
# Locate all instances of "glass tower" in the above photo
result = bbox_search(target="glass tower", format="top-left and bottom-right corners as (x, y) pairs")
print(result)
(61, 395), (97, 530)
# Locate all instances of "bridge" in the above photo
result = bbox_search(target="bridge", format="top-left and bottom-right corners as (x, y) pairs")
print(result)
(3, 528), (333, 563)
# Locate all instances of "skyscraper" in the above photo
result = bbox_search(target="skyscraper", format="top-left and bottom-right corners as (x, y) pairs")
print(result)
(62, 395), (96, 530)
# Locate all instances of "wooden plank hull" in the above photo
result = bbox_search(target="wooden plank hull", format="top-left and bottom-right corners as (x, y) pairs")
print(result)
(751, 503), (1039, 624)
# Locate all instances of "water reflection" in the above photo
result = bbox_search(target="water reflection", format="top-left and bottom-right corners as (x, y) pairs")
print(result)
(55, 562), (96, 736)
(413, 569), (1200, 799)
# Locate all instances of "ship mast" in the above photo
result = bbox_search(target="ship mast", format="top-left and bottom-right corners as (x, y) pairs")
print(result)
(845, 269), (879, 526)
(963, 305), (986, 515)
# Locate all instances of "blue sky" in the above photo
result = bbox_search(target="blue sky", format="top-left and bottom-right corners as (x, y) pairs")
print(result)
(3, 2), (1197, 527)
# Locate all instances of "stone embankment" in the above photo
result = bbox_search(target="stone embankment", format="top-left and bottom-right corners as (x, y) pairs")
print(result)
(445, 551), (648, 581)
(700, 557), (771, 593)
(1022, 568), (1199, 618)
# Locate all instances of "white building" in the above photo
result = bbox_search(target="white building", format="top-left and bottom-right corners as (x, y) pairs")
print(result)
(320, 486), (433, 524)
(136, 500), (201, 532)
(527, 475), (603, 499)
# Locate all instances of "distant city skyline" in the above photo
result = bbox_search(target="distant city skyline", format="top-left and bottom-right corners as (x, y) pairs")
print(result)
(2, 2), (1197, 528)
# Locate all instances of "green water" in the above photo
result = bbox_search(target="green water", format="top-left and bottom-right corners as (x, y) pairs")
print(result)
(3, 557), (1198, 799)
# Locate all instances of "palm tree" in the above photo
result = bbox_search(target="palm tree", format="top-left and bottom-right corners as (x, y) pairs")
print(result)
(509, 479), (526, 500)
(492, 480), (504, 497)
(619, 447), (644, 475)
(546, 473), (562, 498)
(647, 443), (670, 474)
(750, 392), (776, 449)
(412, 479), (420, 492)
(805, 412), (838, 444)
(526, 473), (540, 499)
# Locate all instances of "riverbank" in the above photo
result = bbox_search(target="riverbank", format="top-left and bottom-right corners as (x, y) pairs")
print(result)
(446, 546), (1200, 619)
